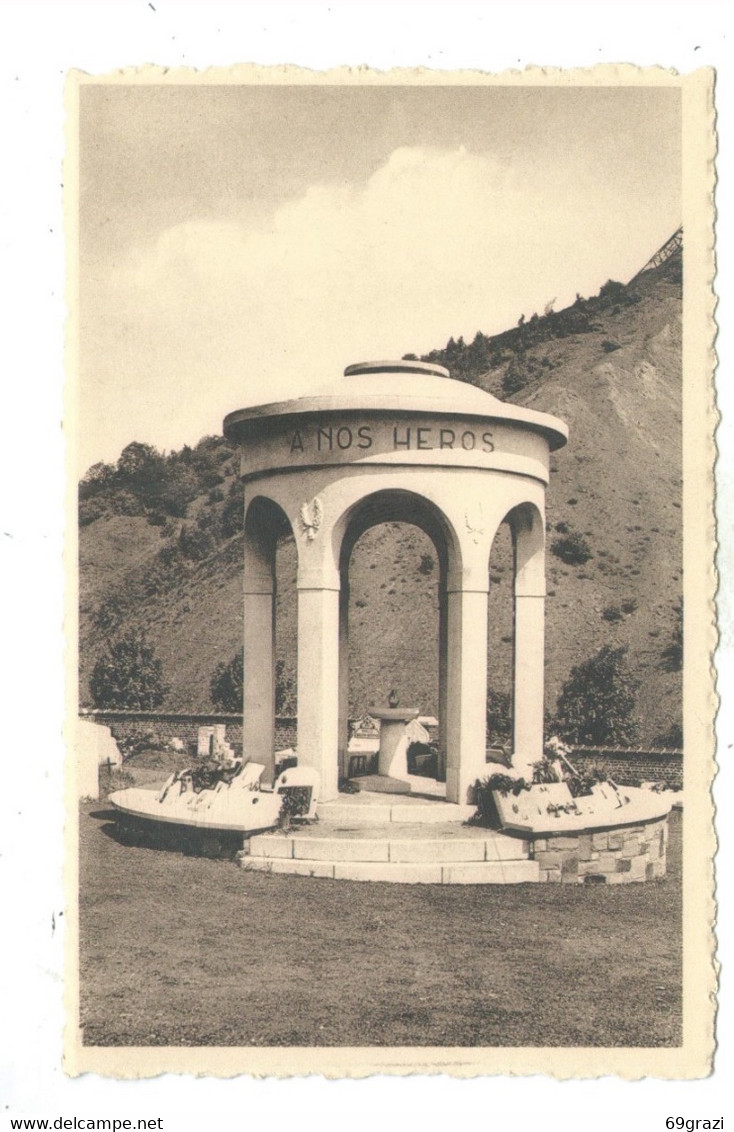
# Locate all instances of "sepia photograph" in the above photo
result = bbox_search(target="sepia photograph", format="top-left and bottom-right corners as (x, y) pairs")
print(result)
(64, 65), (716, 1080)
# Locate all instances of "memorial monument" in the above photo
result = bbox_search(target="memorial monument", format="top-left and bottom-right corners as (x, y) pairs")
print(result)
(108, 359), (673, 885)
(224, 359), (568, 804)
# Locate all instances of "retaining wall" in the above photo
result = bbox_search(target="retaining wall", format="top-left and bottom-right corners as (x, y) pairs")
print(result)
(531, 816), (669, 884)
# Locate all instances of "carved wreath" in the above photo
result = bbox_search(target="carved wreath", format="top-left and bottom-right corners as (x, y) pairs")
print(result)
(300, 495), (324, 541)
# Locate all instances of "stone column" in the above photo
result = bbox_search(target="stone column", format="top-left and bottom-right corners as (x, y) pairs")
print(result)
(513, 592), (545, 780)
(243, 580), (275, 785)
(437, 584), (448, 783)
(297, 573), (341, 802)
(444, 580), (489, 804)
(338, 578), (351, 781)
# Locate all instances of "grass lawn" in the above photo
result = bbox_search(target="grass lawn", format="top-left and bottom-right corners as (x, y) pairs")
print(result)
(78, 802), (682, 1048)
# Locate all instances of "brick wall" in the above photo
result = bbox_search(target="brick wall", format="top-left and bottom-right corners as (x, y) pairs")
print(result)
(568, 746), (683, 790)
(79, 714), (683, 788)
(80, 711), (297, 758)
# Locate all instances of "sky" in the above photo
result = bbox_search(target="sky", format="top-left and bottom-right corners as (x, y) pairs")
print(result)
(77, 81), (681, 473)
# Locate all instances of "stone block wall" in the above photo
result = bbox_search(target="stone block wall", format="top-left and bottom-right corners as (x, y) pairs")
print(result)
(531, 816), (669, 883)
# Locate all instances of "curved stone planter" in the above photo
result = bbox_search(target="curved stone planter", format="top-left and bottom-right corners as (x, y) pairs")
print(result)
(490, 782), (673, 883)
(530, 816), (670, 884)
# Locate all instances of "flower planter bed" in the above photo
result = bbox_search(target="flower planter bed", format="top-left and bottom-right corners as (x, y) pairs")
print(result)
(490, 781), (672, 883)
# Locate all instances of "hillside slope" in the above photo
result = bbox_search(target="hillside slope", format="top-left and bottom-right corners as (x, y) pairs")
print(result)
(78, 248), (682, 744)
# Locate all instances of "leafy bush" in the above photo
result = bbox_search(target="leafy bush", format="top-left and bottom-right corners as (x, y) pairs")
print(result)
(209, 653), (296, 715)
(599, 279), (626, 300)
(601, 340), (621, 353)
(221, 480), (244, 537)
(90, 630), (168, 710)
(210, 651), (243, 712)
(178, 523), (215, 561)
(652, 722), (683, 749)
(275, 659), (297, 715)
(473, 773), (530, 827)
(602, 605), (623, 622)
(93, 593), (128, 635)
(661, 599), (683, 672)
(551, 531), (592, 565)
(553, 645), (639, 746)
(486, 688), (512, 740)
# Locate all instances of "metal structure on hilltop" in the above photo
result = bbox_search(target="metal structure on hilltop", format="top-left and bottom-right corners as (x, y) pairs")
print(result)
(634, 227), (683, 277)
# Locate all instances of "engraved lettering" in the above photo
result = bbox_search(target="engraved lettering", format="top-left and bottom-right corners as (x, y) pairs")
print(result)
(317, 426), (333, 452)
(357, 425), (373, 449)
(482, 431), (495, 453)
(461, 430), (476, 451)
(336, 426), (353, 450)
(289, 429), (305, 454)
(416, 427), (432, 450)
(393, 426), (411, 449)
(439, 428), (455, 449)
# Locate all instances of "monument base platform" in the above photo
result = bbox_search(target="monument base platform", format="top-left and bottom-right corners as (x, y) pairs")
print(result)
(347, 773), (411, 795)
(239, 787), (536, 884)
(237, 786), (672, 885)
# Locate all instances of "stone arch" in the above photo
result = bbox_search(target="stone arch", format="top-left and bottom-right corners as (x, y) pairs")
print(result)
(333, 488), (463, 786)
(242, 494), (296, 782)
(335, 487), (461, 578)
(506, 501), (545, 597)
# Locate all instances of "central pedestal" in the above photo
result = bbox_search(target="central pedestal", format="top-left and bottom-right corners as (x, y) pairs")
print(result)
(372, 708), (419, 781)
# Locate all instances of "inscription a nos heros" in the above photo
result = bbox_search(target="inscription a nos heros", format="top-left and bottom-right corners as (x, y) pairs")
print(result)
(289, 424), (495, 455)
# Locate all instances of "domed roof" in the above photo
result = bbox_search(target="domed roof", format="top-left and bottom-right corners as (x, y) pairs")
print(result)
(224, 360), (568, 450)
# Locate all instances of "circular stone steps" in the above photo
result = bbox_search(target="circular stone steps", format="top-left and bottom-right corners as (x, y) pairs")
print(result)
(315, 796), (477, 825)
(239, 822), (539, 884)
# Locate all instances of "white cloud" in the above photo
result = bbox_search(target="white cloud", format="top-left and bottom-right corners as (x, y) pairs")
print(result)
(80, 144), (677, 469)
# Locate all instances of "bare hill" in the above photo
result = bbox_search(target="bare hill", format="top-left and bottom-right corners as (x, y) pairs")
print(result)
(78, 247), (682, 744)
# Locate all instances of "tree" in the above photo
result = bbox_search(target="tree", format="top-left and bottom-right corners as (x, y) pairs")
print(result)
(210, 651), (243, 712)
(553, 645), (639, 746)
(209, 653), (297, 714)
(486, 688), (512, 741)
(90, 630), (168, 709)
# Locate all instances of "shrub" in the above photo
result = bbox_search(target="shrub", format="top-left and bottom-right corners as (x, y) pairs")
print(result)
(178, 523), (215, 561)
(601, 340), (621, 353)
(418, 553), (435, 576)
(93, 593), (128, 635)
(275, 659), (297, 715)
(551, 531), (592, 565)
(210, 652), (243, 712)
(661, 599), (683, 672)
(486, 688), (512, 740)
(90, 630), (168, 710)
(602, 605), (623, 622)
(599, 279), (626, 300)
(221, 480), (244, 537)
(209, 654), (296, 715)
(653, 722), (683, 749)
(553, 645), (639, 746)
